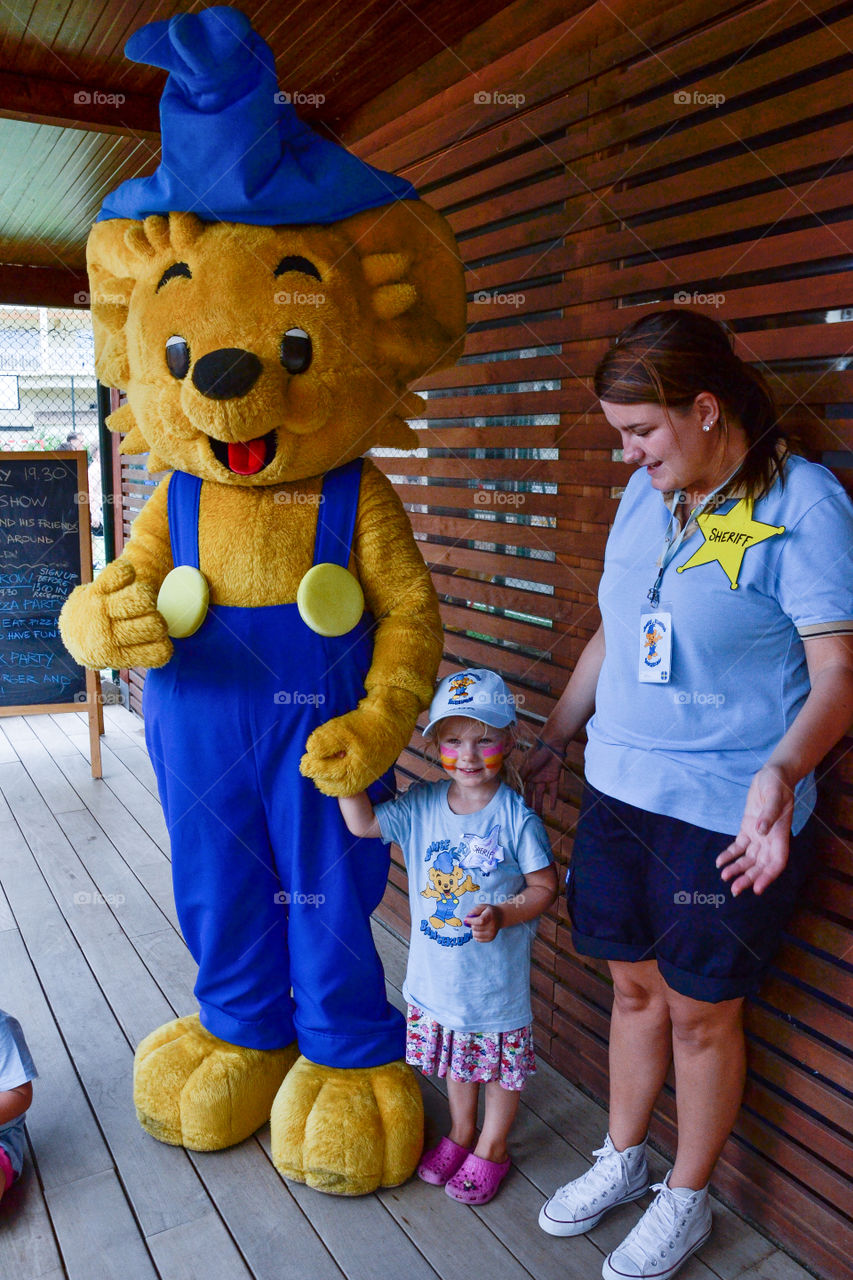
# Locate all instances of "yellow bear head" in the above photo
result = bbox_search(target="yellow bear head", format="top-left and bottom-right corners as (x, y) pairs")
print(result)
(87, 201), (466, 483)
(428, 864), (466, 897)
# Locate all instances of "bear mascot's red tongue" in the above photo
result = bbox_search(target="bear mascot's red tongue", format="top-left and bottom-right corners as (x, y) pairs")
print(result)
(228, 438), (267, 474)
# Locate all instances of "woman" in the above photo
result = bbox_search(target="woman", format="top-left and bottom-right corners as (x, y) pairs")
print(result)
(525, 310), (853, 1280)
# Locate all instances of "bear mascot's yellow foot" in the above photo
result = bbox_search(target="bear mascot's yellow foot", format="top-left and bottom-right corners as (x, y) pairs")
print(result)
(270, 1056), (424, 1195)
(134, 1014), (299, 1151)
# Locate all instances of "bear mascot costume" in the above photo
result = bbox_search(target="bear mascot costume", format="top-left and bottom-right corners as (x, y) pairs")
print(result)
(60, 6), (466, 1195)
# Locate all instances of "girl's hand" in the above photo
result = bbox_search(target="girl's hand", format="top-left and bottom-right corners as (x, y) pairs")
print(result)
(464, 903), (501, 942)
(716, 764), (794, 896)
(521, 741), (565, 814)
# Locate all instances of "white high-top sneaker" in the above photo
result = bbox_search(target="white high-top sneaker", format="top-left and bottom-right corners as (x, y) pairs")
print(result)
(539, 1134), (649, 1237)
(602, 1171), (712, 1278)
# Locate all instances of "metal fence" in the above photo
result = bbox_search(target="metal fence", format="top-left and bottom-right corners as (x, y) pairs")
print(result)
(0, 304), (106, 570)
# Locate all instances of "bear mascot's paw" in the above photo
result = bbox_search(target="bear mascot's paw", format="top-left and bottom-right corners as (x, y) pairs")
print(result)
(60, 560), (173, 672)
(270, 1056), (424, 1195)
(300, 686), (423, 797)
(134, 1015), (299, 1151)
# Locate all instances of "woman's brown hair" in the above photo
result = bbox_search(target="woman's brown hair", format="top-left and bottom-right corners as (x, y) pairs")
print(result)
(593, 309), (786, 499)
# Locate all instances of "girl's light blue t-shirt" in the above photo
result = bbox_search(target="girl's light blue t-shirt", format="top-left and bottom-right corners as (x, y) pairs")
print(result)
(0, 1009), (37, 1178)
(586, 456), (853, 836)
(375, 780), (553, 1034)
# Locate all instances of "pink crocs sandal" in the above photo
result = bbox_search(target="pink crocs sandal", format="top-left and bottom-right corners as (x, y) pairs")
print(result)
(417, 1137), (471, 1185)
(445, 1152), (511, 1204)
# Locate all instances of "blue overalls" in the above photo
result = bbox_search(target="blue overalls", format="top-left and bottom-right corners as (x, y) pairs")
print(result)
(143, 460), (404, 1067)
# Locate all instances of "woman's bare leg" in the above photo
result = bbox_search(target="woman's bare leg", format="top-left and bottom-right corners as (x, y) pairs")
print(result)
(608, 959), (672, 1150)
(666, 987), (746, 1188)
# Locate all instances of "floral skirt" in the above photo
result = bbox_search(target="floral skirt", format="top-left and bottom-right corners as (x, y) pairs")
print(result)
(405, 1004), (536, 1091)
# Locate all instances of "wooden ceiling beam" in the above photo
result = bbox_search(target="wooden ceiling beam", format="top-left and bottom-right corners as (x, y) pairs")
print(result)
(0, 69), (159, 138)
(0, 263), (90, 309)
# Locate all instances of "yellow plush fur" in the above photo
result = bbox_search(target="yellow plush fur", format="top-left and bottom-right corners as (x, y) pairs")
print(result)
(134, 1015), (300, 1150)
(59, 200), (466, 1192)
(270, 1057), (424, 1195)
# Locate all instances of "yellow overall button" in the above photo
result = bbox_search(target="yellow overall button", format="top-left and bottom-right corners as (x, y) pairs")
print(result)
(297, 563), (364, 636)
(157, 566), (210, 638)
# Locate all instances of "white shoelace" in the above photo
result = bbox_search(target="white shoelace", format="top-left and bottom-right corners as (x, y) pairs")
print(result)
(555, 1141), (623, 1208)
(616, 1181), (698, 1270)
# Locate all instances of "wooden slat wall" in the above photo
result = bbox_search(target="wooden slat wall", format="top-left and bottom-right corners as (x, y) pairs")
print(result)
(347, 2), (853, 1277)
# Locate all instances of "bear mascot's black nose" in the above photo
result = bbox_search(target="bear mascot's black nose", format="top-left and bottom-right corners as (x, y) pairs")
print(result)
(192, 348), (262, 399)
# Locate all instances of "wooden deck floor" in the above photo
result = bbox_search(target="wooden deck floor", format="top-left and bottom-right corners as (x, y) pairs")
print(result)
(0, 706), (815, 1280)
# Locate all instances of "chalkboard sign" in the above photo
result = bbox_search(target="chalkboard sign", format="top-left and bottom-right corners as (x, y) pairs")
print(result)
(0, 452), (102, 775)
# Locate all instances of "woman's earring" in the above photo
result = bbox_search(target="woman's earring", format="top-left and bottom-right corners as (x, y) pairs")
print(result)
(703, 418), (716, 433)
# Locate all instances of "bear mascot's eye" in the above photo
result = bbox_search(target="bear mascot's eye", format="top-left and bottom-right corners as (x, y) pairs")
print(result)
(165, 335), (190, 379)
(280, 328), (312, 374)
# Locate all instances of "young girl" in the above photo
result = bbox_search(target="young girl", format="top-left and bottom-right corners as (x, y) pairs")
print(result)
(339, 667), (557, 1205)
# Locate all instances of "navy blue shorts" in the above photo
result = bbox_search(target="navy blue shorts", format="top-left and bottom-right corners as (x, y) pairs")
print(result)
(567, 784), (814, 1002)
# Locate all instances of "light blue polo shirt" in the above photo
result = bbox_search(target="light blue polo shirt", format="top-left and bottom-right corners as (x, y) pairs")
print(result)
(375, 780), (553, 1033)
(585, 456), (853, 836)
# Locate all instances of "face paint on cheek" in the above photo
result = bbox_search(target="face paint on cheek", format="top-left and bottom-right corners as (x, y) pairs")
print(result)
(439, 743), (458, 771)
(481, 749), (504, 772)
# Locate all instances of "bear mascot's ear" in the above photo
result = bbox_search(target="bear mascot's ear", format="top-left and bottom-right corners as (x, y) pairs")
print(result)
(342, 199), (467, 384)
(85, 212), (205, 458)
(86, 218), (137, 390)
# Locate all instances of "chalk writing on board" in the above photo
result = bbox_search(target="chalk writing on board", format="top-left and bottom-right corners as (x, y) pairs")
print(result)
(0, 456), (88, 706)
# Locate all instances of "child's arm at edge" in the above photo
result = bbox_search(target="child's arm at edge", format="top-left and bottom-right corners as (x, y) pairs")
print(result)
(0, 1082), (33, 1126)
(465, 864), (558, 943)
(338, 791), (382, 840)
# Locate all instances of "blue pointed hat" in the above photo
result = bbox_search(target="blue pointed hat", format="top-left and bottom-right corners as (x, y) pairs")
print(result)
(431, 849), (456, 874)
(97, 6), (418, 225)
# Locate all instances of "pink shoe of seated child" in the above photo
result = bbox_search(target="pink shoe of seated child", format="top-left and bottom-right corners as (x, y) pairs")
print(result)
(417, 1137), (471, 1185)
(445, 1152), (511, 1204)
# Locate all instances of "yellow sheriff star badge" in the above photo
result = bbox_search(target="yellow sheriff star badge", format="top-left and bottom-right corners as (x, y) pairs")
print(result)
(676, 498), (785, 589)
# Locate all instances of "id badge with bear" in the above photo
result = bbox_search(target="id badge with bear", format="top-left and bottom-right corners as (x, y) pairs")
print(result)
(638, 610), (672, 683)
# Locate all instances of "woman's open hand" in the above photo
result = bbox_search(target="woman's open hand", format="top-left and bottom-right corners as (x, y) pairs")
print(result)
(521, 741), (565, 814)
(716, 764), (795, 896)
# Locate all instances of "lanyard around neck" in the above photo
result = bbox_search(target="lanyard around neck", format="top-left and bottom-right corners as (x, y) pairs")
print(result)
(647, 467), (741, 608)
